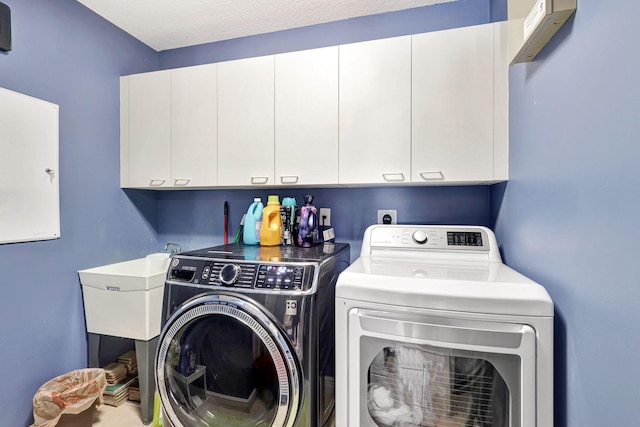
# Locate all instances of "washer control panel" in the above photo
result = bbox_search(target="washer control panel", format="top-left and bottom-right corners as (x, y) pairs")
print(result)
(254, 265), (305, 290)
(168, 257), (313, 291)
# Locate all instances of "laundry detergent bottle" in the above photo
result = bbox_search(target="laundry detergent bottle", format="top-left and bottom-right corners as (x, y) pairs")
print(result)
(243, 197), (264, 245)
(297, 194), (318, 247)
(259, 195), (282, 246)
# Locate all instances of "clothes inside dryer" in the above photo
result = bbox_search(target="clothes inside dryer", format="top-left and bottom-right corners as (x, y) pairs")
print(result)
(367, 345), (508, 427)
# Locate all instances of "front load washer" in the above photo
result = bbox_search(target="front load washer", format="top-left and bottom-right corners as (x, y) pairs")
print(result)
(335, 225), (553, 427)
(156, 242), (349, 427)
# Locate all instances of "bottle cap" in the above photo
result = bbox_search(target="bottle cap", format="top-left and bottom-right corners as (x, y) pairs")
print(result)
(253, 197), (261, 202)
(304, 194), (314, 205)
(267, 195), (280, 205)
(282, 197), (296, 207)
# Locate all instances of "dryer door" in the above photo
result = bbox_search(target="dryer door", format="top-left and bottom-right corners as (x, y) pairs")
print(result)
(156, 292), (301, 427)
(343, 308), (537, 427)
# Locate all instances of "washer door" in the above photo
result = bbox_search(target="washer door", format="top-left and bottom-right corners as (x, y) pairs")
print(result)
(156, 292), (301, 427)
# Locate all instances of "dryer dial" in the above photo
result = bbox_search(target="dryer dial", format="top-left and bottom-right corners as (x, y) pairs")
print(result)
(412, 230), (429, 244)
(219, 264), (241, 286)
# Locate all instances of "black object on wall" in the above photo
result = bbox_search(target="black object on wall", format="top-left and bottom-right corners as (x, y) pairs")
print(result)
(0, 2), (11, 52)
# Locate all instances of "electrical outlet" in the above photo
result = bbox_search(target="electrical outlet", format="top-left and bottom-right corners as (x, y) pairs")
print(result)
(319, 208), (331, 226)
(377, 210), (397, 224)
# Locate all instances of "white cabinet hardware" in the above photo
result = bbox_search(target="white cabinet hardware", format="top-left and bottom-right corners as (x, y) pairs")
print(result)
(382, 173), (406, 182)
(250, 176), (269, 185)
(279, 176), (299, 184)
(419, 171), (445, 181)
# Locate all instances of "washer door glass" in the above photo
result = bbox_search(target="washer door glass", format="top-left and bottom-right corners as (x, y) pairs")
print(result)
(156, 293), (301, 427)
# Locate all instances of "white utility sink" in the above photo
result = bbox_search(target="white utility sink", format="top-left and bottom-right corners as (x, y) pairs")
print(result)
(78, 253), (171, 341)
(78, 252), (170, 292)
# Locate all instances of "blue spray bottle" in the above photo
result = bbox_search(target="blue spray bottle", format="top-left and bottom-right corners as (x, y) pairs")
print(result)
(243, 198), (263, 245)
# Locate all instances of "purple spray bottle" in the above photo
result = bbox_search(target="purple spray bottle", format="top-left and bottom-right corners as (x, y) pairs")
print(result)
(297, 194), (318, 247)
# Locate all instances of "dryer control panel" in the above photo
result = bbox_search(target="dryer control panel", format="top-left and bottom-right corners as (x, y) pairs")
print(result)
(167, 257), (314, 292)
(362, 225), (502, 263)
(369, 226), (489, 251)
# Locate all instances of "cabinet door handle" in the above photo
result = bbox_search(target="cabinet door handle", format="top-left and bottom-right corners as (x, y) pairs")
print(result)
(280, 175), (299, 184)
(419, 171), (444, 181)
(250, 176), (269, 185)
(149, 179), (166, 186)
(382, 173), (405, 182)
(173, 178), (191, 186)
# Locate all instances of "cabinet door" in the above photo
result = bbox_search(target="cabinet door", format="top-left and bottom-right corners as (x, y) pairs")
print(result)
(412, 24), (495, 183)
(218, 56), (275, 186)
(123, 70), (172, 188)
(339, 36), (411, 185)
(275, 46), (339, 186)
(493, 21), (509, 181)
(171, 64), (218, 187)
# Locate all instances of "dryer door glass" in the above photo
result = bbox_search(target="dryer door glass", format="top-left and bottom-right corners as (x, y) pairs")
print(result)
(366, 345), (511, 427)
(353, 309), (537, 427)
(156, 294), (301, 427)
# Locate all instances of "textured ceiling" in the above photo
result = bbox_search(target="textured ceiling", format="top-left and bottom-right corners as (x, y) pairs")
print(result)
(77, 0), (457, 51)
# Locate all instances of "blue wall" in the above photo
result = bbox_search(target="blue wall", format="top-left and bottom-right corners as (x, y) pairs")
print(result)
(0, 1), (160, 425)
(492, 0), (640, 425)
(157, 187), (492, 259)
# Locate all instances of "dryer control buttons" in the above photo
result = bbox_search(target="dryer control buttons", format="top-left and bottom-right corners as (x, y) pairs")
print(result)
(412, 230), (429, 244)
(219, 264), (241, 285)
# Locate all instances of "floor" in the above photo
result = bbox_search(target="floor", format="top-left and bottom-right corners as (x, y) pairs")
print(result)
(92, 401), (149, 426)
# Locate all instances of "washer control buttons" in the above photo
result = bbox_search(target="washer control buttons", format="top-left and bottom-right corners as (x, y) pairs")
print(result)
(219, 264), (241, 286)
(201, 265), (211, 280)
(255, 265), (304, 290)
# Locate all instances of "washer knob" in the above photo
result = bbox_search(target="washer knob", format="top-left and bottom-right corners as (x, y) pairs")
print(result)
(412, 230), (429, 244)
(219, 264), (241, 286)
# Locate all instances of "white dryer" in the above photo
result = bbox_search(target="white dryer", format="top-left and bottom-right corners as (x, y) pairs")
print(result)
(335, 225), (553, 427)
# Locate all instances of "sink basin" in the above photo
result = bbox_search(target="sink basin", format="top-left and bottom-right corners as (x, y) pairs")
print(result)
(78, 253), (171, 340)
(78, 253), (170, 292)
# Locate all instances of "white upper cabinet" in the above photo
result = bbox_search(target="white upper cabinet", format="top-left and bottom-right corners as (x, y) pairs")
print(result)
(122, 70), (172, 188)
(171, 64), (218, 187)
(121, 23), (508, 189)
(121, 65), (218, 189)
(339, 36), (412, 185)
(493, 21), (509, 181)
(275, 46), (339, 186)
(218, 55), (275, 186)
(412, 23), (496, 183)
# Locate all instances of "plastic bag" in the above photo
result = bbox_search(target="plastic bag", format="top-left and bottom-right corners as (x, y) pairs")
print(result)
(32, 368), (107, 427)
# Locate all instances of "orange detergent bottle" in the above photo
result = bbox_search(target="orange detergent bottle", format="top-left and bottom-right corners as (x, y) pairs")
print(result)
(259, 195), (282, 246)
